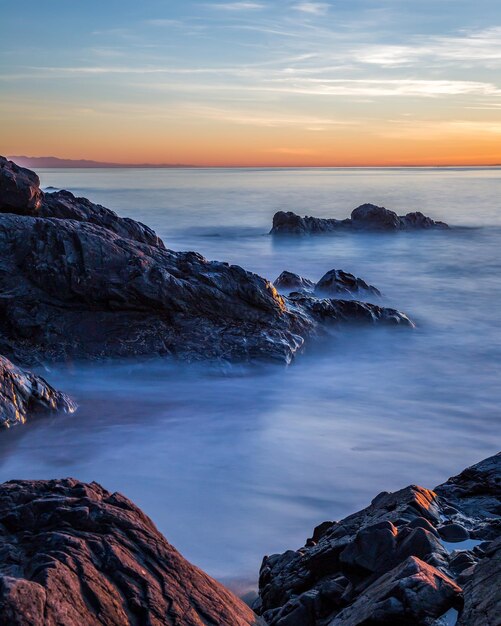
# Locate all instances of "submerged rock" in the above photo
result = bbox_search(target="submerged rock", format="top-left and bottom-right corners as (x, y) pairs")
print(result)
(271, 204), (449, 235)
(0, 354), (75, 428)
(255, 453), (501, 626)
(0, 478), (263, 626)
(0, 157), (414, 365)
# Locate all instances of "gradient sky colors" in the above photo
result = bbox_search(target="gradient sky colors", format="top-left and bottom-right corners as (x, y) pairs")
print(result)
(2, 0), (501, 166)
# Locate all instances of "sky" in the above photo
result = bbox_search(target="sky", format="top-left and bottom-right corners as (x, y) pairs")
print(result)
(1, 0), (501, 166)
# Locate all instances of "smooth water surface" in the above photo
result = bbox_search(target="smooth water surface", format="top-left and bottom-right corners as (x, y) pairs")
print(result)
(0, 167), (499, 590)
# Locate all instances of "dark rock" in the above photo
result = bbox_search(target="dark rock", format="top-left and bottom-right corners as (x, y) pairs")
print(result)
(438, 523), (470, 543)
(314, 269), (381, 298)
(0, 157), (414, 365)
(288, 294), (414, 328)
(0, 354), (76, 428)
(41, 189), (164, 248)
(457, 537), (501, 626)
(255, 453), (501, 626)
(0, 156), (42, 214)
(330, 557), (462, 626)
(274, 271), (315, 294)
(270, 204), (448, 235)
(0, 478), (263, 626)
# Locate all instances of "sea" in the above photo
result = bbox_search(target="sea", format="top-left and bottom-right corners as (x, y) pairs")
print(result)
(1, 167), (499, 594)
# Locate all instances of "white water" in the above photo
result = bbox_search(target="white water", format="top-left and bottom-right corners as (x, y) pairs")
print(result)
(0, 167), (499, 591)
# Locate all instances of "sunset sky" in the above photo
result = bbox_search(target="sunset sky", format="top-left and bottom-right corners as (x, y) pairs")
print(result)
(2, 0), (501, 166)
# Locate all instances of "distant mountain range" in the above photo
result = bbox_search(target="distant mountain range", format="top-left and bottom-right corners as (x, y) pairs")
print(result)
(8, 156), (195, 169)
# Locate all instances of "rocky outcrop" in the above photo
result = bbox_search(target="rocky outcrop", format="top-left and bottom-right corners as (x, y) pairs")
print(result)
(0, 478), (263, 626)
(0, 354), (76, 428)
(0, 156), (42, 214)
(274, 271), (315, 294)
(0, 157), (414, 365)
(270, 204), (449, 235)
(0, 157), (162, 248)
(274, 270), (380, 298)
(255, 453), (501, 626)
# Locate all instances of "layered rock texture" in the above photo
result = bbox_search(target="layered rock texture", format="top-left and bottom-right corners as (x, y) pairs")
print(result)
(271, 203), (449, 235)
(0, 478), (263, 626)
(255, 453), (501, 626)
(0, 354), (75, 428)
(0, 156), (413, 366)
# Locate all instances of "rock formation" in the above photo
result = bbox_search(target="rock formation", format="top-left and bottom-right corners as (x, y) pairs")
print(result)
(270, 204), (449, 235)
(0, 354), (75, 428)
(0, 157), (414, 366)
(0, 478), (263, 626)
(274, 270), (380, 298)
(255, 453), (501, 625)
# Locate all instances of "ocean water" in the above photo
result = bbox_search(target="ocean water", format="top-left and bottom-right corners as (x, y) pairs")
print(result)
(0, 167), (500, 593)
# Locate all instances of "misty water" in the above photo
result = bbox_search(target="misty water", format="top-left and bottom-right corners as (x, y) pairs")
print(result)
(1, 167), (500, 593)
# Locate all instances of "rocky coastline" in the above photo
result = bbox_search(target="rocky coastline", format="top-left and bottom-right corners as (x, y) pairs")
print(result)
(0, 157), (496, 625)
(1, 155), (412, 424)
(0, 454), (498, 625)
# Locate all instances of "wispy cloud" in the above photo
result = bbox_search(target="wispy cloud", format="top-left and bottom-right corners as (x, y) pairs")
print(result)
(293, 3), (330, 15)
(206, 2), (264, 9)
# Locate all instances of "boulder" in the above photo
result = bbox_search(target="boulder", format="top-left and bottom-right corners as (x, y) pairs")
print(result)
(314, 269), (380, 297)
(274, 271), (315, 294)
(330, 557), (462, 626)
(0, 156), (42, 214)
(0, 157), (414, 365)
(0, 478), (263, 626)
(255, 453), (501, 626)
(270, 204), (448, 235)
(0, 354), (75, 428)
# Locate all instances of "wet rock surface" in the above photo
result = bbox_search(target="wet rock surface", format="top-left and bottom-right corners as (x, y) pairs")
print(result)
(0, 157), (414, 365)
(0, 478), (263, 626)
(271, 203), (449, 235)
(255, 453), (501, 626)
(0, 354), (76, 428)
(274, 270), (380, 298)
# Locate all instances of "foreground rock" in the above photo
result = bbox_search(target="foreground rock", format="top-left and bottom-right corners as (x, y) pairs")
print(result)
(274, 270), (380, 298)
(0, 354), (75, 428)
(255, 453), (501, 625)
(0, 156), (413, 365)
(0, 478), (263, 626)
(271, 203), (449, 235)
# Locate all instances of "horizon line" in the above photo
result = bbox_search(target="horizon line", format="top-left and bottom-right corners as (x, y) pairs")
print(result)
(8, 156), (501, 169)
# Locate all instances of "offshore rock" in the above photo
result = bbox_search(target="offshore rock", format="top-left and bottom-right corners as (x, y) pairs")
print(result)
(0, 354), (76, 428)
(0, 157), (414, 365)
(255, 453), (501, 626)
(273, 270), (380, 298)
(270, 204), (449, 235)
(0, 478), (263, 626)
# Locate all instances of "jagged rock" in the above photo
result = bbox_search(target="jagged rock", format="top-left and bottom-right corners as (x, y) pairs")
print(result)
(270, 204), (448, 235)
(0, 157), (42, 214)
(0, 157), (161, 247)
(457, 537), (501, 626)
(41, 189), (164, 248)
(330, 557), (462, 626)
(0, 354), (75, 428)
(274, 271), (315, 294)
(315, 270), (380, 298)
(0, 157), (414, 365)
(0, 478), (263, 626)
(287, 294), (413, 327)
(255, 453), (501, 626)
(273, 270), (380, 299)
